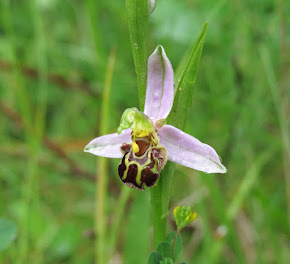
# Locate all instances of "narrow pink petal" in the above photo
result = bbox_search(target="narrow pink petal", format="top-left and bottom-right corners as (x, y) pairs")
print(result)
(158, 125), (227, 173)
(144, 45), (174, 120)
(84, 129), (131, 158)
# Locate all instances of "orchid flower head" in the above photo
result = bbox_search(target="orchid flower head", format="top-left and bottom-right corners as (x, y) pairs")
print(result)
(84, 45), (227, 190)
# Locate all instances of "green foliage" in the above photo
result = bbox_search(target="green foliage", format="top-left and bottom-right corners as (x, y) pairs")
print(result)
(166, 232), (182, 261)
(126, 0), (149, 109)
(160, 258), (174, 264)
(150, 22), (207, 249)
(156, 242), (172, 259)
(0, 219), (17, 251)
(173, 205), (197, 231)
(148, 251), (163, 264)
(148, 232), (183, 264)
(168, 22), (208, 130)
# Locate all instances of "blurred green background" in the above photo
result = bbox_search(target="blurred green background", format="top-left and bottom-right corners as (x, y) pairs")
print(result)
(0, 0), (289, 263)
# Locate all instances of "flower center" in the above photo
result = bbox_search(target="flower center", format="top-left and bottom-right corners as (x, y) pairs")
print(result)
(117, 107), (159, 153)
(117, 108), (168, 189)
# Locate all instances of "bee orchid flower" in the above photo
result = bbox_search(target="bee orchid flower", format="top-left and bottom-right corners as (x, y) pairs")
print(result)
(84, 45), (226, 190)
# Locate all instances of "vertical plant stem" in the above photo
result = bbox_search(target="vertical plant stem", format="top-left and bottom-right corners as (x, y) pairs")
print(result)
(171, 230), (179, 260)
(278, 0), (290, 227)
(204, 150), (273, 263)
(95, 157), (107, 264)
(260, 46), (290, 226)
(150, 182), (167, 248)
(95, 48), (116, 264)
(126, 0), (149, 109)
(109, 187), (131, 255)
(27, 2), (48, 262)
(150, 163), (175, 247)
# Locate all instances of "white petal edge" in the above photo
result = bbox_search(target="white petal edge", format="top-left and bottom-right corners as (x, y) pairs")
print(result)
(84, 129), (131, 158)
(144, 45), (174, 120)
(158, 125), (227, 174)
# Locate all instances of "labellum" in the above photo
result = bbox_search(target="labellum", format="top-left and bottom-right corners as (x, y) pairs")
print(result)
(118, 135), (167, 190)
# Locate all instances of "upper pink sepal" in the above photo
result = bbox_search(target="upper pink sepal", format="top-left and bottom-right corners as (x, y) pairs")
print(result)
(144, 45), (174, 120)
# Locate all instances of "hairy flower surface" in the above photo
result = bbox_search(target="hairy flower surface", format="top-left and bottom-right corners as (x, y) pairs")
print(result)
(84, 45), (226, 190)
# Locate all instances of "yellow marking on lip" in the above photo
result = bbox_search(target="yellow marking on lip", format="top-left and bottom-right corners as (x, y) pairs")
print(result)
(132, 142), (140, 153)
(136, 130), (149, 138)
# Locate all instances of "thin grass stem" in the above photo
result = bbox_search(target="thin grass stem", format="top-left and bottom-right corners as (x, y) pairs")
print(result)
(109, 187), (131, 256)
(95, 48), (116, 264)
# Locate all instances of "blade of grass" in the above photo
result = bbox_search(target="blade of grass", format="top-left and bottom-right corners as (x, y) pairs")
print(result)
(108, 186), (131, 257)
(201, 174), (246, 264)
(205, 149), (274, 263)
(259, 46), (290, 227)
(25, 1), (49, 262)
(168, 22), (208, 130)
(227, 151), (273, 220)
(95, 48), (116, 264)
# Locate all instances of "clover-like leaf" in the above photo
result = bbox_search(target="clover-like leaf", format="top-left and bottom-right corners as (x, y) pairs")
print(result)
(148, 251), (163, 264)
(174, 205), (197, 231)
(160, 258), (174, 264)
(156, 241), (172, 259)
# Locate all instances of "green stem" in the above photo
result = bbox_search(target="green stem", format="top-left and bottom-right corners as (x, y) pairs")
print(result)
(171, 230), (179, 260)
(126, 0), (149, 110)
(150, 163), (175, 247)
(150, 182), (167, 247)
(95, 48), (116, 264)
(95, 157), (107, 264)
(109, 187), (131, 255)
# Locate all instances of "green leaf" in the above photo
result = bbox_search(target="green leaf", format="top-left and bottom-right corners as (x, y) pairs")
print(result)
(160, 258), (174, 264)
(126, 0), (149, 109)
(168, 22), (208, 130)
(150, 21), (207, 250)
(156, 241), (172, 259)
(0, 219), (17, 251)
(148, 251), (163, 264)
(166, 232), (183, 261)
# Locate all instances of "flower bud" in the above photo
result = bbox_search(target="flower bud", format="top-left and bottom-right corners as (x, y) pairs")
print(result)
(173, 205), (197, 231)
